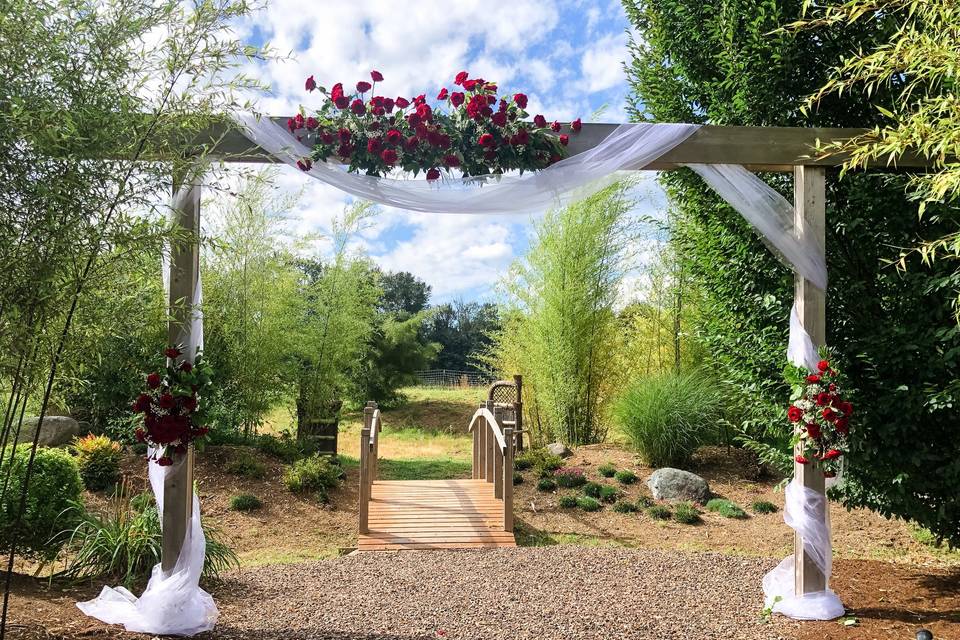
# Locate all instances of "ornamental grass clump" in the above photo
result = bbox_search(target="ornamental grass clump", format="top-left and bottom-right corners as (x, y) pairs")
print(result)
(598, 485), (620, 503)
(613, 500), (638, 514)
(636, 495), (655, 509)
(614, 469), (638, 485)
(513, 472), (523, 485)
(613, 371), (722, 468)
(582, 481), (603, 498)
(554, 467), (586, 488)
(284, 455), (343, 503)
(576, 496), (602, 512)
(751, 500), (778, 514)
(673, 501), (702, 524)
(226, 450), (267, 479)
(537, 477), (557, 492)
(558, 495), (578, 509)
(72, 434), (122, 491)
(706, 498), (748, 519)
(229, 493), (263, 512)
(597, 463), (616, 478)
(647, 504), (671, 520)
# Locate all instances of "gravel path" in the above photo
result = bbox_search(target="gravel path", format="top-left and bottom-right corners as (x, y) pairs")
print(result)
(211, 546), (792, 640)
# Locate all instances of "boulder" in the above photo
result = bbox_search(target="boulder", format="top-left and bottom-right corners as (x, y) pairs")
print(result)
(545, 442), (571, 458)
(15, 416), (80, 448)
(647, 467), (710, 503)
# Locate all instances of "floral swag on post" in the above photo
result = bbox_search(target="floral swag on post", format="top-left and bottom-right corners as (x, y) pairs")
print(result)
(132, 346), (213, 463)
(289, 69), (582, 178)
(786, 355), (853, 476)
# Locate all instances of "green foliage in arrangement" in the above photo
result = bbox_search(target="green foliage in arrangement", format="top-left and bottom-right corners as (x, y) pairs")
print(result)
(706, 498), (748, 519)
(597, 463), (617, 478)
(229, 493), (263, 512)
(283, 455), (344, 502)
(536, 477), (557, 492)
(646, 504), (671, 520)
(516, 449), (564, 476)
(71, 434), (122, 492)
(613, 371), (722, 468)
(751, 500), (778, 515)
(623, 0), (960, 545)
(226, 450), (268, 480)
(0, 446), (84, 561)
(554, 467), (587, 488)
(614, 470), (638, 485)
(576, 496), (603, 512)
(558, 495), (578, 509)
(485, 183), (638, 446)
(673, 501), (702, 525)
(613, 500), (639, 514)
(61, 489), (238, 585)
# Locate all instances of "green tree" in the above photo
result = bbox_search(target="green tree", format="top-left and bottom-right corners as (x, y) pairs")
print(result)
(378, 271), (431, 315)
(355, 312), (440, 406)
(486, 183), (636, 445)
(624, 0), (960, 544)
(425, 300), (501, 372)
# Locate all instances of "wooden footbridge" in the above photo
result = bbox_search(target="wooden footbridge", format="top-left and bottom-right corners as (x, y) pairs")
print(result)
(357, 379), (522, 551)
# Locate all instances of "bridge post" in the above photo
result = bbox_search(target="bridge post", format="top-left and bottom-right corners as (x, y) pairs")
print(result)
(512, 375), (523, 452)
(503, 425), (514, 532)
(484, 400), (495, 483)
(359, 407), (372, 534)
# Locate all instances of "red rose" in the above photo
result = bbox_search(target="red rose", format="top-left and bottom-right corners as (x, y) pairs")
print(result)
(559, 134), (569, 146)
(157, 456), (173, 466)
(817, 359), (830, 372)
(510, 128), (529, 146)
(356, 81), (372, 93)
(338, 128), (351, 143)
(286, 117), (297, 132)
(367, 137), (382, 153)
(463, 79), (478, 91)
(426, 167), (441, 181)
(371, 95), (384, 108)
(350, 99), (365, 115)
(164, 347), (181, 359)
(337, 143), (353, 157)
(551, 120), (561, 132)
(296, 158), (312, 172)
(305, 75), (316, 92)
(795, 455), (809, 464)
(147, 373), (162, 389)
(381, 148), (398, 165)
(822, 407), (837, 421)
(450, 91), (465, 107)
(395, 96), (410, 108)
(183, 396), (198, 412)
(437, 88), (448, 100)
(413, 93), (426, 105)
(835, 417), (849, 435)
(533, 114), (547, 128)
(320, 131), (334, 144)
(806, 374), (821, 383)
(787, 405), (803, 422)
(823, 449), (842, 460)
(159, 393), (175, 409)
(491, 112), (507, 127)
(478, 132), (495, 147)
(805, 422), (821, 439)
(305, 117), (318, 130)
(404, 135), (419, 151)
(442, 154), (460, 167)
(385, 129), (403, 145)
(406, 112), (421, 128)
(513, 92), (528, 109)
(370, 70), (383, 82)
(334, 95), (350, 109)
(454, 70), (469, 85)
(383, 97), (395, 112)
(829, 383), (837, 392)
(416, 103), (432, 121)
(571, 118), (582, 132)
(815, 392), (830, 406)
(331, 82), (345, 102)
(838, 401), (853, 416)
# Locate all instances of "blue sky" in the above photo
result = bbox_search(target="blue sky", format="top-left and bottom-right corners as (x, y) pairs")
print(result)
(231, 0), (665, 304)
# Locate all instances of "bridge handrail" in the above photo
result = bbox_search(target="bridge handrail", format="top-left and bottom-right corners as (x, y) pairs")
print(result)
(468, 407), (507, 451)
(470, 400), (515, 532)
(358, 402), (381, 534)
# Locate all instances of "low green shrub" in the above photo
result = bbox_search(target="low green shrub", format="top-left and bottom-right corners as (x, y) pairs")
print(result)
(647, 504), (671, 520)
(558, 495), (578, 509)
(597, 463), (616, 478)
(229, 493), (263, 512)
(226, 450), (267, 480)
(61, 487), (238, 586)
(72, 434), (123, 491)
(613, 371), (722, 468)
(516, 449), (564, 476)
(283, 455), (343, 499)
(598, 485), (620, 503)
(582, 481), (603, 498)
(537, 477), (557, 492)
(576, 496), (602, 512)
(0, 444), (83, 561)
(613, 500), (638, 514)
(513, 472), (523, 485)
(751, 500), (778, 514)
(673, 501), (702, 524)
(554, 467), (586, 488)
(257, 432), (306, 463)
(614, 470), (638, 485)
(636, 495), (654, 509)
(706, 498), (748, 519)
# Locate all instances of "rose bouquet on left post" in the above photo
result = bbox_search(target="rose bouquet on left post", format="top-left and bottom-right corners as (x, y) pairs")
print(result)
(131, 346), (213, 465)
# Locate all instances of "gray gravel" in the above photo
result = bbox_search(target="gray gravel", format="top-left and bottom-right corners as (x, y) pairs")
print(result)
(211, 546), (793, 640)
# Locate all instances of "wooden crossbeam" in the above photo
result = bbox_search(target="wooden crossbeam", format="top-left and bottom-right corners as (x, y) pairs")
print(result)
(196, 118), (927, 171)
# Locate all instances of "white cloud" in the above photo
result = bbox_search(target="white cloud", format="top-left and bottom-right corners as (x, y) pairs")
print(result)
(579, 33), (627, 93)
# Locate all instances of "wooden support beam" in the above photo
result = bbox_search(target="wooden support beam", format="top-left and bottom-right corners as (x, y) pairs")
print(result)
(162, 174), (200, 573)
(793, 165), (828, 595)
(503, 425), (514, 533)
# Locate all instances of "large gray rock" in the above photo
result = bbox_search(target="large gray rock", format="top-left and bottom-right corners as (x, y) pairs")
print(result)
(15, 416), (80, 447)
(647, 467), (710, 503)
(546, 442), (571, 458)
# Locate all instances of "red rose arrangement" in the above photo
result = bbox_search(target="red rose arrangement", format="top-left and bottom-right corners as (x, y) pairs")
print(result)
(131, 347), (213, 466)
(292, 69), (583, 178)
(786, 356), (853, 476)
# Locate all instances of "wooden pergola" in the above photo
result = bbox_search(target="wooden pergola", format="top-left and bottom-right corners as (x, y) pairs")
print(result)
(164, 120), (928, 597)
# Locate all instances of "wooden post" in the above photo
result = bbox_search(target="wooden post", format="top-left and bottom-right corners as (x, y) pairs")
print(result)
(477, 403), (486, 480)
(513, 374), (523, 453)
(359, 413), (371, 534)
(484, 400), (495, 483)
(472, 417), (480, 479)
(162, 174), (200, 574)
(366, 402), (378, 486)
(503, 426), (514, 532)
(793, 165), (828, 595)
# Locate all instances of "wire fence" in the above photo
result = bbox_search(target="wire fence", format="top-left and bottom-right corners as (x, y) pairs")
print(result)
(413, 369), (494, 388)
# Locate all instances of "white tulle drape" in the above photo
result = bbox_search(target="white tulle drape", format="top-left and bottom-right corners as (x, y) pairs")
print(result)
(77, 185), (217, 636)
